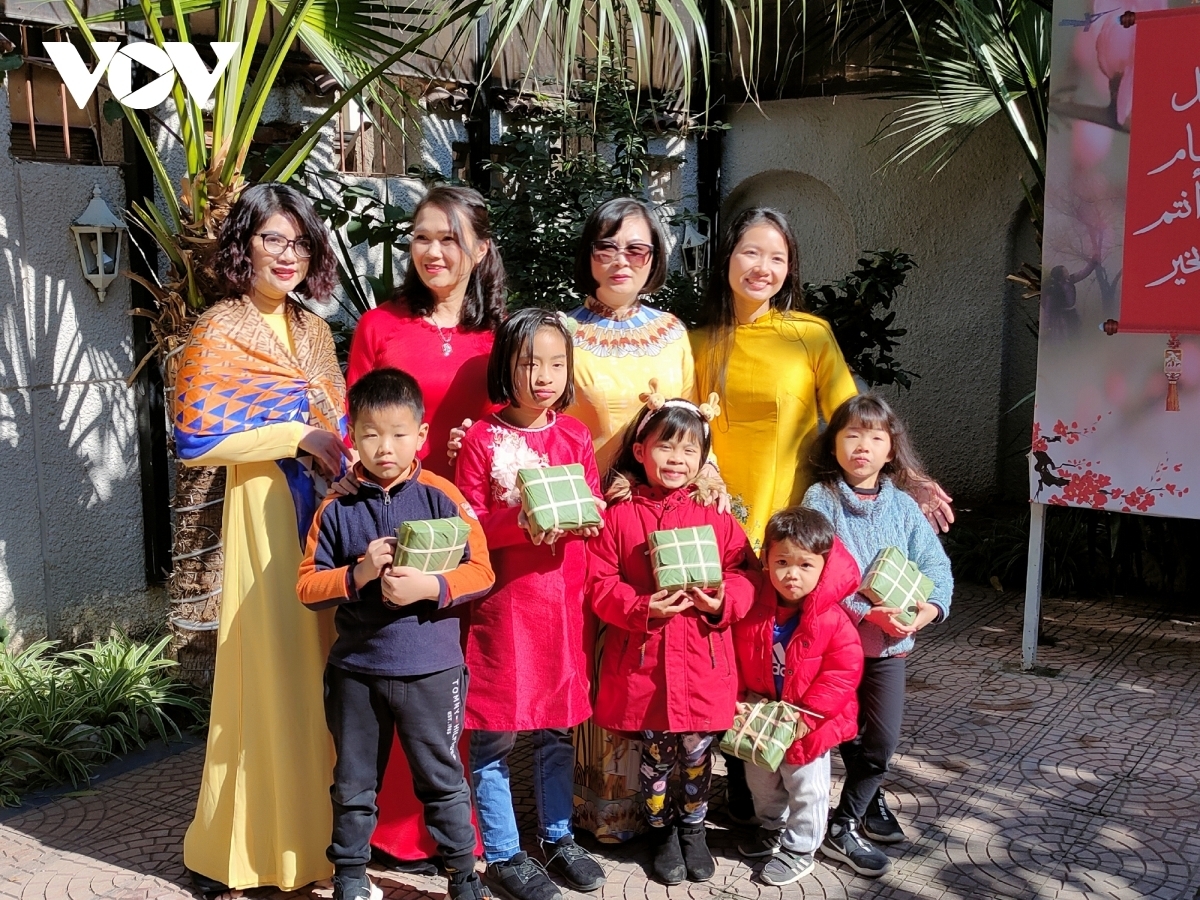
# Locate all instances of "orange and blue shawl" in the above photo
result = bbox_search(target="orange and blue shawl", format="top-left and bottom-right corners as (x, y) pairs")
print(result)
(174, 298), (347, 545)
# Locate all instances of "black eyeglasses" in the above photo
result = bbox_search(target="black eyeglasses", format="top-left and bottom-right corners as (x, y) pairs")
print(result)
(258, 232), (313, 259)
(591, 240), (654, 267)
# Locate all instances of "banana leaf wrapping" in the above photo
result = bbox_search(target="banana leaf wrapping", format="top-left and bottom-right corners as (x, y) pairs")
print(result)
(858, 546), (933, 627)
(393, 517), (470, 573)
(516, 464), (601, 538)
(648, 525), (722, 591)
(719, 698), (804, 772)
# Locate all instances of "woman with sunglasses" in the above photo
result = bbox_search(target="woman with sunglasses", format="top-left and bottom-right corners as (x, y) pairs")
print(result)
(566, 198), (716, 844)
(565, 198), (699, 472)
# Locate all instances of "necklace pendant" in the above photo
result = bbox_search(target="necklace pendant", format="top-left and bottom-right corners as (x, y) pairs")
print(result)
(442, 341), (452, 356)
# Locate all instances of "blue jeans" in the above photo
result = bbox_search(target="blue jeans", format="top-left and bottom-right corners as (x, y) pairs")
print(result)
(469, 727), (575, 863)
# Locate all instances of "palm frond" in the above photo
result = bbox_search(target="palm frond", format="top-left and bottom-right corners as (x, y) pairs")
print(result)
(870, 0), (1050, 187)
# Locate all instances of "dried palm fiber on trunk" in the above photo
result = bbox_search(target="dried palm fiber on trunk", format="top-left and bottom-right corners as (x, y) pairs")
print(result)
(167, 440), (225, 691)
(142, 223), (226, 692)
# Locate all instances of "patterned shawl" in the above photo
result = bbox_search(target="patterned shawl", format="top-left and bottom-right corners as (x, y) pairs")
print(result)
(174, 298), (347, 545)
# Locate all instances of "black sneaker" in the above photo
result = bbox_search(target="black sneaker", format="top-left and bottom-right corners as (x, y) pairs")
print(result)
(486, 852), (562, 900)
(819, 818), (891, 877)
(738, 827), (782, 858)
(759, 848), (815, 886)
(449, 873), (494, 900)
(862, 790), (907, 844)
(332, 872), (383, 900)
(540, 835), (606, 892)
(677, 822), (715, 882)
(648, 824), (686, 885)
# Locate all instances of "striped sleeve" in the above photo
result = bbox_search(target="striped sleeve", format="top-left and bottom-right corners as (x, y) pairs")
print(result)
(297, 494), (355, 610)
(418, 470), (495, 608)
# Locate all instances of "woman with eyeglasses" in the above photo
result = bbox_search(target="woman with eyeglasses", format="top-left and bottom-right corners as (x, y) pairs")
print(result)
(344, 185), (502, 873)
(175, 183), (349, 896)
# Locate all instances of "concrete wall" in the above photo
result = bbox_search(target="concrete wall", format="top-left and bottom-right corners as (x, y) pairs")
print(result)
(721, 97), (1034, 501)
(0, 84), (164, 646)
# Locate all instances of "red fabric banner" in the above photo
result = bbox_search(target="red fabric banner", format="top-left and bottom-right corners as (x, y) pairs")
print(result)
(1121, 7), (1200, 334)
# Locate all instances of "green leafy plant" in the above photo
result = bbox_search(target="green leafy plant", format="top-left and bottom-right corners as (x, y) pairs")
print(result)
(484, 63), (718, 319)
(804, 250), (919, 389)
(297, 173), (422, 361)
(300, 60), (716, 335)
(0, 634), (203, 807)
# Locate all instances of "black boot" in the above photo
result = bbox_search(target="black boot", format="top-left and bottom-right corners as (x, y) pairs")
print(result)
(677, 822), (715, 882)
(649, 824), (686, 885)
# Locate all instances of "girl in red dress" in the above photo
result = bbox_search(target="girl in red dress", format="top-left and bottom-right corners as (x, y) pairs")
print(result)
(454, 309), (608, 900)
(345, 186), (504, 866)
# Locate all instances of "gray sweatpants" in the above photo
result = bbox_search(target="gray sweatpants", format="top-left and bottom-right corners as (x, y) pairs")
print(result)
(743, 751), (831, 854)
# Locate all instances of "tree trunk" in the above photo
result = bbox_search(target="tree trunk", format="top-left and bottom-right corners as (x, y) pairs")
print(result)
(167, 445), (225, 690)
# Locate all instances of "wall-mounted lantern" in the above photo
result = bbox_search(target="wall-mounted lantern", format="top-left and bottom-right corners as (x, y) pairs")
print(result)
(71, 185), (125, 303)
(680, 221), (709, 278)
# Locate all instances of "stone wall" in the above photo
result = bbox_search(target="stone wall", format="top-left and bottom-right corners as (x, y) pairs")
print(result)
(722, 97), (1037, 502)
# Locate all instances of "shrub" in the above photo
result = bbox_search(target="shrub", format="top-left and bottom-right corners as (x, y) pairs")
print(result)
(0, 634), (203, 806)
(804, 250), (919, 389)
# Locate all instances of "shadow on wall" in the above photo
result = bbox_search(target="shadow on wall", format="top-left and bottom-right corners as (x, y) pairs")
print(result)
(0, 147), (158, 645)
(722, 169), (858, 286)
(998, 202), (1041, 502)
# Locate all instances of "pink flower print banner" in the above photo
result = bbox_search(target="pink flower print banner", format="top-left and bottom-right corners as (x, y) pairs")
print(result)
(1032, 0), (1200, 516)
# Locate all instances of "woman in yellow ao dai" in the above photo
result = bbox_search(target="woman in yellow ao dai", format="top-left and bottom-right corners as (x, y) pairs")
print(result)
(691, 209), (858, 550)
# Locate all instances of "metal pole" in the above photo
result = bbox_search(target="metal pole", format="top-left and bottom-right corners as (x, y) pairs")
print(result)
(1022, 502), (1047, 669)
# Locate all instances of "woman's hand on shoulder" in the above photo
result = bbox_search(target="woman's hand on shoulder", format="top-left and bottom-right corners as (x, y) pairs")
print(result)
(446, 418), (472, 464)
(300, 425), (353, 478)
(911, 477), (954, 533)
(693, 463), (731, 515)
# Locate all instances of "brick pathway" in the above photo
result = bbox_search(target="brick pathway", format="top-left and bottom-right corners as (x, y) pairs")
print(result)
(3, 586), (1200, 900)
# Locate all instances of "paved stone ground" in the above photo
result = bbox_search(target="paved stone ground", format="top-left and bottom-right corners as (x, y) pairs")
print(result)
(3, 585), (1200, 900)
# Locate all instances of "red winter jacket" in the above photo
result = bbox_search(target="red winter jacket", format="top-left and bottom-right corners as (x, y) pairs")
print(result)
(732, 538), (864, 767)
(589, 483), (759, 734)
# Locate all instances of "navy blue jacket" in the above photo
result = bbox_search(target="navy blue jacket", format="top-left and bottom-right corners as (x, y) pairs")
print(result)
(298, 462), (494, 676)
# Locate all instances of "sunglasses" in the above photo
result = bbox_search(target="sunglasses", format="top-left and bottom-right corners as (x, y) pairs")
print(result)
(591, 240), (654, 267)
(258, 232), (314, 259)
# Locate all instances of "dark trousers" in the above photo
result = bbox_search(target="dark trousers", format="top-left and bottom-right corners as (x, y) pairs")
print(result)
(324, 663), (476, 879)
(835, 656), (906, 821)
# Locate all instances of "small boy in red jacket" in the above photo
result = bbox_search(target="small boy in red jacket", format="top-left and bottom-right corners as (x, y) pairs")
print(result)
(732, 507), (864, 886)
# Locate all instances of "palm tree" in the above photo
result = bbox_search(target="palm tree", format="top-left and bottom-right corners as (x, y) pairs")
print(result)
(58, 0), (771, 684)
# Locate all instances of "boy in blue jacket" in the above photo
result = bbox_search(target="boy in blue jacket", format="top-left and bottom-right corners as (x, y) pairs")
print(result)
(298, 367), (495, 900)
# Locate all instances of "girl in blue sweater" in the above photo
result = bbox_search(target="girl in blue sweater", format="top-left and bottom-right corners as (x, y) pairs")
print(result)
(802, 394), (952, 879)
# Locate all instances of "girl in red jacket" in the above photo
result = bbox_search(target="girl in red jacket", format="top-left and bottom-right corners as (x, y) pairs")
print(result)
(455, 309), (608, 900)
(588, 389), (757, 886)
(731, 506), (864, 886)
